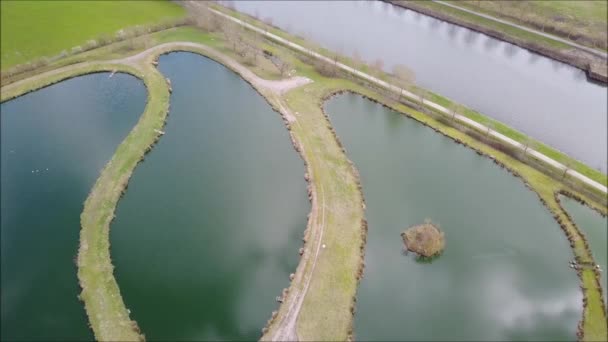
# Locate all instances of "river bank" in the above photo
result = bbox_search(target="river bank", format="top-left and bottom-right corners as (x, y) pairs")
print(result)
(2, 19), (606, 341)
(386, 1), (608, 84)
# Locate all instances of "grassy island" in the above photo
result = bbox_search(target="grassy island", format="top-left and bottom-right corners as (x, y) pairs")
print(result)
(402, 220), (446, 258)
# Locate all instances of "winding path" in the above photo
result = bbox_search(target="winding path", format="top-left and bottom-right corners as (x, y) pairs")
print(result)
(1, 41), (313, 341)
(2, 42), (311, 97)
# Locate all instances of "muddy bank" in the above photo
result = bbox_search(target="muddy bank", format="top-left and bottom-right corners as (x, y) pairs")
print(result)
(385, 1), (607, 85)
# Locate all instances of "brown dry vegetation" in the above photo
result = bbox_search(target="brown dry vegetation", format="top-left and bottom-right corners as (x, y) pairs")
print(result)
(402, 221), (446, 257)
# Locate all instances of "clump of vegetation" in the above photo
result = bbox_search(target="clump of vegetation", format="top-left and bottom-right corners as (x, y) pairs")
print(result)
(401, 219), (445, 258)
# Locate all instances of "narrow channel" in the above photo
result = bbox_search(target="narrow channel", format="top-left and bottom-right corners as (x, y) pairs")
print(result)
(110, 52), (308, 340)
(0, 73), (146, 340)
(325, 93), (581, 340)
(234, 0), (608, 172)
(560, 197), (607, 304)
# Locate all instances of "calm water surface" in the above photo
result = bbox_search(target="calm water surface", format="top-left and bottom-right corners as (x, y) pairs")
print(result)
(1, 73), (145, 340)
(561, 197), (607, 304)
(234, 0), (608, 172)
(111, 52), (308, 340)
(326, 94), (581, 340)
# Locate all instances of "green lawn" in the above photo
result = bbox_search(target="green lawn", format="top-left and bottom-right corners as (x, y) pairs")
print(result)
(0, 0), (185, 69)
(444, 0), (607, 51)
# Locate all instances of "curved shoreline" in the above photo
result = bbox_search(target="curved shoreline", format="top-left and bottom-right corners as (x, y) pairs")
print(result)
(2, 31), (606, 341)
(385, 0), (608, 84)
(325, 85), (607, 341)
(77, 62), (169, 341)
(1, 63), (157, 341)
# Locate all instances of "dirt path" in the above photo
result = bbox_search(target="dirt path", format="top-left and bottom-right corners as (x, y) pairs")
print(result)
(2, 42), (311, 98)
(212, 7), (608, 195)
(270, 182), (325, 342)
(1, 42), (315, 341)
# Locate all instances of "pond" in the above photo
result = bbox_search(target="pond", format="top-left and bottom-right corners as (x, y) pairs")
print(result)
(110, 52), (308, 340)
(234, 0), (608, 172)
(325, 93), (581, 340)
(1, 73), (146, 340)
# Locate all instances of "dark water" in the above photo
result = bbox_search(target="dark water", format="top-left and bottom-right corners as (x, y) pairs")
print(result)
(233, 0), (608, 172)
(561, 197), (607, 304)
(326, 93), (581, 341)
(1, 73), (146, 340)
(110, 53), (308, 340)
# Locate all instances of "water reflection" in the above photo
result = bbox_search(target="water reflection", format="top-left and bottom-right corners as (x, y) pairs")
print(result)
(326, 93), (581, 340)
(504, 44), (519, 58)
(463, 30), (479, 45)
(483, 36), (500, 51)
(233, 1), (607, 171)
(1, 73), (145, 341)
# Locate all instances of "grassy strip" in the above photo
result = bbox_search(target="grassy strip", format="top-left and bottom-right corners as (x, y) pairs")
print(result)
(77, 61), (169, 341)
(2, 22), (605, 340)
(444, 0), (607, 52)
(1, 60), (167, 341)
(211, 4), (607, 188)
(405, 1), (569, 50)
(235, 23), (607, 338)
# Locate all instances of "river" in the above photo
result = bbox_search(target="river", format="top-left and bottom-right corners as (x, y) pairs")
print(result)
(233, 0), (608, 173)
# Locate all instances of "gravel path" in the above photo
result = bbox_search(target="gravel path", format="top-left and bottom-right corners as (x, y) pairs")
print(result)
(3, 42), (311, 97)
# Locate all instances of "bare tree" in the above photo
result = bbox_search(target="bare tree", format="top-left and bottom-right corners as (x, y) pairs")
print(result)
(484, 121), (494, 137)
(264, 17), (274, 33)
(522, 137), (536, 155)
(189, 2), (223, 32)
(392, 64), (416, 98)
(448, 102), (464, 121)
(562, 162), (572, 179)
(222, 20), (240, 52)
(278, 61), (292, 77)
(372, 58), (384, 73)
(352, 49), (362, 68)
(370, 58), (386, 81)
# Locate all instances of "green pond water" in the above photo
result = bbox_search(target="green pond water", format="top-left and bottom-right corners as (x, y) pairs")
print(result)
(325, 93), (582, 341)
(110, 52), (308, 340)
(1, 73), (146, 340)
(561, 197), (607, 304)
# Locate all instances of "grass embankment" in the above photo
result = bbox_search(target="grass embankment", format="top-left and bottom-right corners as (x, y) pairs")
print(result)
(211, 4), (608, 189)
(2, 57), (170, 340)
(77, 61), (169, 341)
(396, 1), (568, 50)
(230, 17), (607, 337)
(0, 0), (185, 69)
(282, 58), (608, 340)
(2, 15), (606, 341)
(445, 0), (607, 52)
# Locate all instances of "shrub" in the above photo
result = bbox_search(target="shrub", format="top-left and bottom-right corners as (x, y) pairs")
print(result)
(71, 46), (83, 54)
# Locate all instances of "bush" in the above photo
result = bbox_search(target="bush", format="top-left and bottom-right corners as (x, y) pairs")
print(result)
(71, 46), (83, 54)
(313, 59), (338, 77)
(83, 40), (98, 52)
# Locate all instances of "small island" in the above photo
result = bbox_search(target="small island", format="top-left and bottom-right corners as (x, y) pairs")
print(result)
(401, 220), (445, 258)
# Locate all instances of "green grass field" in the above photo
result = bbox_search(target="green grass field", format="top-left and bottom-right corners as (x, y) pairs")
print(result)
(445, 0), (607, 51)
(0, 0), (185, 69)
